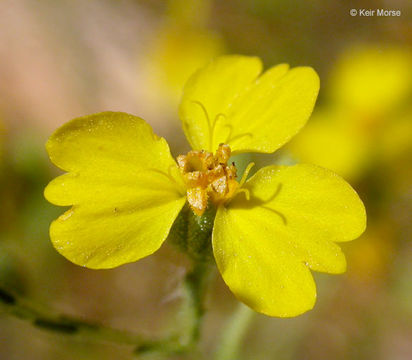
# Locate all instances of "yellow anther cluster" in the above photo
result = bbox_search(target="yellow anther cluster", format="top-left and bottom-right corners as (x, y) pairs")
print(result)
(177, 144), (238, 216)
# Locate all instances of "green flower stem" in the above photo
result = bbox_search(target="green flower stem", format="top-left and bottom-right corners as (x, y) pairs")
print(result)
(0, 286), (151, 345)
(179, 261), (213, 345)
(135, 260), (213, 356)
(0, 260), (213, 357)
(1, 207), (215, 356)
(214, 303), (255, 360)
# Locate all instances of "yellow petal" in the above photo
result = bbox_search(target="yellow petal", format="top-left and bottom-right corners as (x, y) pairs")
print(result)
(179, 55), (263, 151)
(222, 65), (319, 154)
(212, 164), (366, 317)
(179, 55), (319, 154)
(45, 112), (186, 269)
(213, 206), (316, 317)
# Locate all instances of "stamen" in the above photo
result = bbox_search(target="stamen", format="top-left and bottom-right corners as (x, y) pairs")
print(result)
(190, 101), (226, 151)
(226, 132), (253, 144)
(261, 206), (287, 225)
(264, 183), (283, 204)
(223, 124), (234, 143)
(213, 113), (227, 129)
(191, 101), (213, 149)
(189, 101), (254, 150)
(210, 113), (227, 150)
(145, 167), (185, 194)
(191, 101), (230, 150)
(239, 162), (255, 187)
(236, 188), (250, 200)
(223, 124), (253, 146)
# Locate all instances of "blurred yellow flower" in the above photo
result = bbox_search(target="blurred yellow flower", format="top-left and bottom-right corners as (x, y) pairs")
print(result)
(143, 0), (225, 106)
(346, 222), (394, 282)
(289, 45), (412, 180)
(329, 45), (412, 115)
(145, 24), (225, 104)
(289, 108), (373, 180)
(45, 55), (366, 317)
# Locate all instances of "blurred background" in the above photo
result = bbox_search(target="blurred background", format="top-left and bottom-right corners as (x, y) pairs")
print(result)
(0, 0), (411, 359)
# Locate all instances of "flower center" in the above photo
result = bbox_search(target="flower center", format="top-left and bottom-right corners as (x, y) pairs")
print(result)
(177, 144), (248, 216)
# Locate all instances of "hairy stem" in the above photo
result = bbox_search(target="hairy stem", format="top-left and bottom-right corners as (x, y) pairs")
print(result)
(135, 260), (213, 355)
(214, 303), (255, 360)
(0, 286), (147, 345)
(180, 261), (213, 344)
(0, 260), (213, 357)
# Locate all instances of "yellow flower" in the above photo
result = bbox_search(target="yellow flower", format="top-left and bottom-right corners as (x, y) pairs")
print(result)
(346, 222), (394, 283)
(144, 23), (225, 106)
(329, 45), (412, 116)
(45, 56), (366, 317)
(289, 45), (412, 180)
(142, 0), (225, 107)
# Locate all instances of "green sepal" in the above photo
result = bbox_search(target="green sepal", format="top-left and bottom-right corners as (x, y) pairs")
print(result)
(167, 204), (216, 262)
